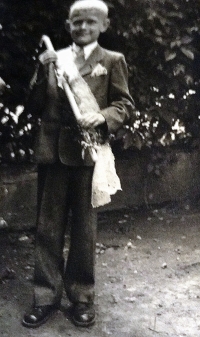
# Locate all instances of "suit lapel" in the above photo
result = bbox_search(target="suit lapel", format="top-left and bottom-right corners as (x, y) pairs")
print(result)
(79, 45), (104, 77)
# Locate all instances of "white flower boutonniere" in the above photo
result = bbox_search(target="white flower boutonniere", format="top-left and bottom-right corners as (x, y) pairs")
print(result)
(91, 63), (107, 77)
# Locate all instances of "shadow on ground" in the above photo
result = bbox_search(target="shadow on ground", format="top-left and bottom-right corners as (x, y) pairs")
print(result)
(1, 203), (200, 337)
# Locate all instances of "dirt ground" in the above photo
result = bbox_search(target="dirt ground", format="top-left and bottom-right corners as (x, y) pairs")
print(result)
(0, 202), (200, 337)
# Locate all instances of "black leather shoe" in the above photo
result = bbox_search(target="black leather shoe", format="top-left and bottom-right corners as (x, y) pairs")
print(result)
(72, 303), (95, 327)
(22, 305), (57, 328)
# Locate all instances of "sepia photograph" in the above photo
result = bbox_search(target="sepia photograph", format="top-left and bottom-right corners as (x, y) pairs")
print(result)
(0, 0), (200, 336)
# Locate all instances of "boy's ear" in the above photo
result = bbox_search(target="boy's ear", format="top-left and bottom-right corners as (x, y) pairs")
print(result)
(100, 18), (110, 33)
(65, 19), (70, 32)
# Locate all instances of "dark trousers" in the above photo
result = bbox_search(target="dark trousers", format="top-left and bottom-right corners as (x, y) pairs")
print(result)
(33, 162), (97, 306)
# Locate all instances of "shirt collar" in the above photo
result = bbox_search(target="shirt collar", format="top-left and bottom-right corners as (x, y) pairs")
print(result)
(72, 41), (98, 60)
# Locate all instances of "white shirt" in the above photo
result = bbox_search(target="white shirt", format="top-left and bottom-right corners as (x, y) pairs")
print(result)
(56, 41), (98, 87)
(71, 41), (98, 60)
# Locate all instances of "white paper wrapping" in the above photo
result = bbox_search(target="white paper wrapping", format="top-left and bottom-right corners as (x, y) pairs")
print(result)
(91, 143), (122, 208)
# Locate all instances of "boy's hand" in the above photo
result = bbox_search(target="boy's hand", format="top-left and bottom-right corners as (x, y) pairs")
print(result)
(79, 112), (105, 128)
(39, 50), (58, 65)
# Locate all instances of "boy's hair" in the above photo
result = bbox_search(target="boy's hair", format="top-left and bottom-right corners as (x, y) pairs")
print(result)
(69, 0), (109, 18)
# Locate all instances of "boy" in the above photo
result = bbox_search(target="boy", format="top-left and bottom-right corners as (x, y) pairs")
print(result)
(22, 0), (134, 328)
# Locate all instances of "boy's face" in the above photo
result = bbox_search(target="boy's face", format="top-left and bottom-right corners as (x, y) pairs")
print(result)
(68, 9), (109, 46)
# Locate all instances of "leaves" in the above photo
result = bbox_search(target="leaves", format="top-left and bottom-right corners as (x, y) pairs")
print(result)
(180, 47), (194, 60)
(165, 50), (177, 61)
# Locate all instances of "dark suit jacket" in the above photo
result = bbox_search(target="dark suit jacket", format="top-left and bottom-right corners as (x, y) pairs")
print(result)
(26, 44), (135, 165)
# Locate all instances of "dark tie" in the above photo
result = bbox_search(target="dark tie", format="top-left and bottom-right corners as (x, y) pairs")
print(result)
(74, 48), (85, 70)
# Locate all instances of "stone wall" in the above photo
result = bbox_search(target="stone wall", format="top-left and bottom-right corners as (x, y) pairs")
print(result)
(102, 148), (200, 210)
(1, 148), (200, 230)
